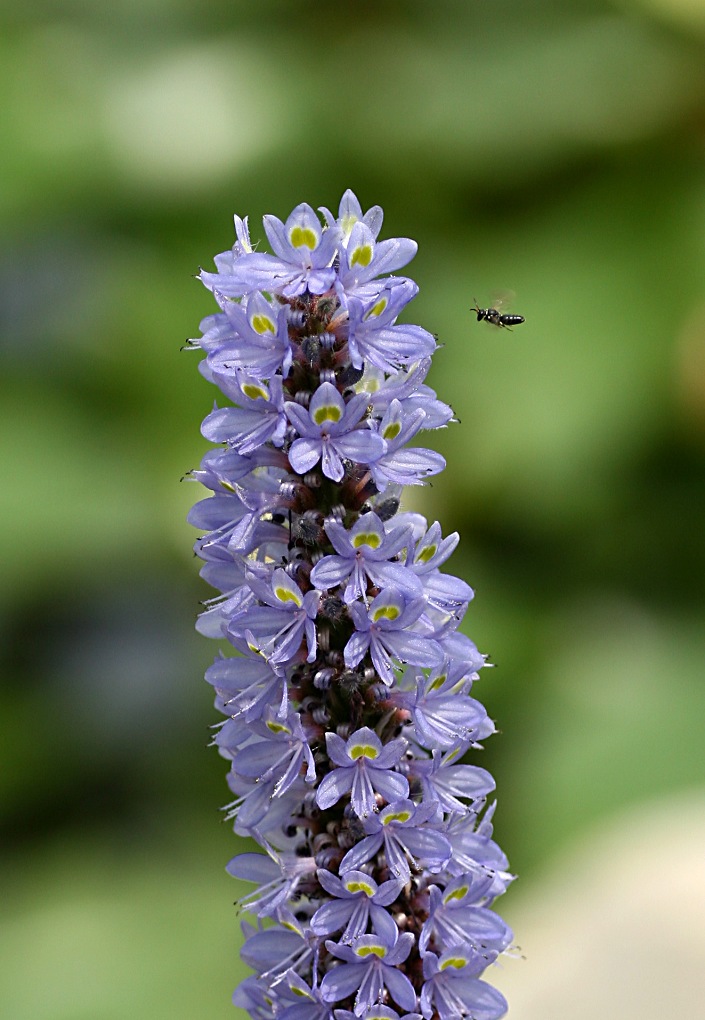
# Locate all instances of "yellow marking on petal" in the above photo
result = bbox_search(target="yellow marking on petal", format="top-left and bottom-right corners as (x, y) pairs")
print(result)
(382, 422), (401, 441)
(365, 297), (388, 319)
(289, 225), (317, 250)
(312, 404), (342, 425)
(242, 383), (268, 400)
(281, 919), (301, 933)
(352, 532), (381, 549)
(356, 944), (385, 959)
(350, 244), (373, 267)
(274, 586), (302, 606)
(444, 885), (468, 904)
(220, 480), (237, 493)
(441, 956), (468, 970)
(345, 879), (375, 896)
(266, 720), (291, 735)
(251, 314), (276, 335)
(340, 213), (358, 238)
(371, 605), (400, 622)
(429, 673), (448, 691)
(417, 543), (437, 563)
(291, 986), (312, 999)
(445, 746), (462, 764)
(355, 375), (381, 395)
(382, 810), (411, 825)
(349, 744), (379, 760)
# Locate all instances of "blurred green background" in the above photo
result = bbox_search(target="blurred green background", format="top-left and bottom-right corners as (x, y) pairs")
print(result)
(2, 0), (705, 1017)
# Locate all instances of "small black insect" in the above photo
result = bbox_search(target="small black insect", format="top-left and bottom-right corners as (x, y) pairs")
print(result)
(471, 298), (525, 331)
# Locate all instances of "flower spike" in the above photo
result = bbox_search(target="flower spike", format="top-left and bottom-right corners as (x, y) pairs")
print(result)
(188, 191), (514, 1018)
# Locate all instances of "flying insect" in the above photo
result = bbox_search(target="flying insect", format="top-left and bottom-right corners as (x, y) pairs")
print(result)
(471, 297), (525, 331)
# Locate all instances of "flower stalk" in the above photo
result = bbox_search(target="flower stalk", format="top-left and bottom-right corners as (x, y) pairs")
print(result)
(188, 191), (514, 1019)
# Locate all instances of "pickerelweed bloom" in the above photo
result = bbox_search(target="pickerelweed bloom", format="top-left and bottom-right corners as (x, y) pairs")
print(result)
(188, 190), (514, 1019)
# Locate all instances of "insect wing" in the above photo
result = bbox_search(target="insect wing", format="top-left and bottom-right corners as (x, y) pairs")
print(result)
(488, 289), (516, 314)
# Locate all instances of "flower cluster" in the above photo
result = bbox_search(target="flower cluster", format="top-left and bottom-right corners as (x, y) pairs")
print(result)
(188, 191), (514, 1019)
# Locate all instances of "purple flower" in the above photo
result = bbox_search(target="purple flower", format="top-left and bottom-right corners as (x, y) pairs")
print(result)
(419, 947), (508, 1020)
(344, 590), (443, 686)
(419, 877), (512, 957)
(410, 750), (496, 818)
(321, 932), (417, 1015)
(275, 972), (333, 1020)
(204, 292), (294, 378)
(345, 285), (436, 374)
(200, 202), (338, 299)
(310, 869), (403, 944)
(334, 1009), (422, 1020)
(226, 708), (317, 797)
(226, 850), (318, 918)
(205, 649), (289, 721)
(335, 220), (418, 298)
(316, 726), (409, 818)
(309, 511), (421, 604)
(285, 382), (385, 482)
(365, 360), (454, 431)
(368, 401), (446, 492)
(201, 373), (287, 454)
(339, 799), (453, 882)
(188, 191), (514, 1019)
(399, 665), (494, 751)
(227, 567), (321, 667)
(443, 804), (514, 896)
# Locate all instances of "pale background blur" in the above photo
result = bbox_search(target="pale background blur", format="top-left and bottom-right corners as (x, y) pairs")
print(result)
(2, 1), (705, 1017)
